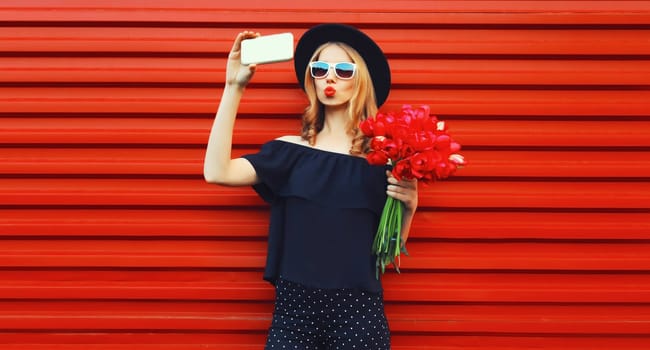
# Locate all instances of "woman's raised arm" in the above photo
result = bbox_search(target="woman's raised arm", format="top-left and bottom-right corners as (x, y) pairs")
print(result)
(204, 31), (261, 186)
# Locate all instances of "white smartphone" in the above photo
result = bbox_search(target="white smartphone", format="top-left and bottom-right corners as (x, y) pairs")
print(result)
(241, 32), (294, 65)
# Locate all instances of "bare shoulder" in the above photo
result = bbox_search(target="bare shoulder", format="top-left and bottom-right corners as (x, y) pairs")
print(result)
(275, 135), (307, 145)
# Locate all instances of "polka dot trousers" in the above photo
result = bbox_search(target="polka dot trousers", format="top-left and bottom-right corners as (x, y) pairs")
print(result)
(265, 278), (391, 349)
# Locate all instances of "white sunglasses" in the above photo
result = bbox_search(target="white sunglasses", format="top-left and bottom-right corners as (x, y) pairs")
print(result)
(309, 61), (357, 79)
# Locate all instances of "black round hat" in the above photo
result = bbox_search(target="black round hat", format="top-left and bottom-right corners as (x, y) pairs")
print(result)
(294, 23), (391, 107)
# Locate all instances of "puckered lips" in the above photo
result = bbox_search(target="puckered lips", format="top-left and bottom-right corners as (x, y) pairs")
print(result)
(324, 86), (336, 97)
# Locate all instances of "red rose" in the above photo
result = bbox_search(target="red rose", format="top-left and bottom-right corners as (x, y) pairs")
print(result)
(409, 150), (439, 179)
(370, 136), (399, 160)
(449, 154), (466, 166)
(383, 139), (400, 159)
(392, 158), (413, 181)
(367, 151), (389, 166)
(380, 114), (395, 137)
(450, 141), (461, 153)
(407, 131), (436, 152)
(370, 136), (386, 151)
(435, 134), (451, 152)
(399, 143), (415, 159)
(390, 123), (409, 143)
(435, 161), (456, 179)
(374, 120), (387, 137)
(419, 115), (437, 133)
(359, 118), (375, 137)
(420, 171), (436, 184)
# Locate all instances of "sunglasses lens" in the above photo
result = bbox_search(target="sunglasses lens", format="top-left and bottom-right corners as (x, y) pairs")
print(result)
(310, 62), (329, 78)
(335, 63), (355, 79)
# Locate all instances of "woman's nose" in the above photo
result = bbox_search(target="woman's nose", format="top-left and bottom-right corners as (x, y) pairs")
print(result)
(325, 67), (337, 81)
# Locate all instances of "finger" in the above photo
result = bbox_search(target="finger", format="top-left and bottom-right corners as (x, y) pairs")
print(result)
(387, 184), (401, 194)
(389, 178), (415, 191)
(386, 188), (400, 199)
(231, 31), (260, 54)
(400, 179), (418, 189)
(230, 32), (246, 53)
(386, 171), (401, 182)
(390, 183), (418, 196)
(387, 188), (410, 203)
(387, 190), (418, 212)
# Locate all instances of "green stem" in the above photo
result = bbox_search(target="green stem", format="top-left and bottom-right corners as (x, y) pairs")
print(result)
(373, 195), (407, 279)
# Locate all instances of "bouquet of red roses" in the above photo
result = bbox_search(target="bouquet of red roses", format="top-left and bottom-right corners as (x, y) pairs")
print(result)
(360, 105), (466, 278)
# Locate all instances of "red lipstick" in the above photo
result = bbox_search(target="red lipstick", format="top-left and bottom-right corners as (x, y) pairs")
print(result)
(324, 86), (336, 97)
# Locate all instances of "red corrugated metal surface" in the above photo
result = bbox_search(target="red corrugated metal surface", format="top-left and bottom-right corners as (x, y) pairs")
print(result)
(1, 1), (649, 349)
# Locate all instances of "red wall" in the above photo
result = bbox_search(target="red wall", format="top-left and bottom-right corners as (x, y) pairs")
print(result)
(1, 1), (650, 349)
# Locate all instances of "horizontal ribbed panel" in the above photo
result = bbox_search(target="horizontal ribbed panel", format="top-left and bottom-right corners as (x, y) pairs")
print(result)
(2, 239), (650, 270)
(1, 270), (649, 301)
(4, 119), (650, 146)
(2, 179), (650, 208)
(2, 1), (650, 25)
(3, 27), (650, 55)
(2, 210), (649, 239)
(2, 88), (648, 115)
(3, 58), (650, 85)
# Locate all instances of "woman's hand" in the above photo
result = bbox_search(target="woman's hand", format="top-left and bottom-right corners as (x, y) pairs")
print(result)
(386, 170), (418, 245)
(226, 31), (260, 88)
(386, 170), (418, 213)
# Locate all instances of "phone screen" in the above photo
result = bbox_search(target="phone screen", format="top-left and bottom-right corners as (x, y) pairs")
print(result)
(241, 33), (294, 65)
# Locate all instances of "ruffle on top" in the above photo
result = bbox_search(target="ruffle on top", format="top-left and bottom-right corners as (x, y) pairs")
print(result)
(242, 140), (389, 292)
(244, 140), (387, 216)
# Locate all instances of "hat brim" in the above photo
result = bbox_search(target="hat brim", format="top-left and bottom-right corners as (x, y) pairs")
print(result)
(294, 23), (391, 107)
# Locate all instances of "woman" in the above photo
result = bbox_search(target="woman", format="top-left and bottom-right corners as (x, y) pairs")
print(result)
(204, 23), (418, 350)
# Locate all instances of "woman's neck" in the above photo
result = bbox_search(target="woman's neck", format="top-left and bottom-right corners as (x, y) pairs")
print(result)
(322, 105), (349, 136)
(317, 105), (353, 152)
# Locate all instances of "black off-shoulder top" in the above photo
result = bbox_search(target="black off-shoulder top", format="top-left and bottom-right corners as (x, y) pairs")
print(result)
(242, 140), (389, 293)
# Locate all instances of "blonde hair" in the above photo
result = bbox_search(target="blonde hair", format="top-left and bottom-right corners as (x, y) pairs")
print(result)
(300, 42), (378, 155)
